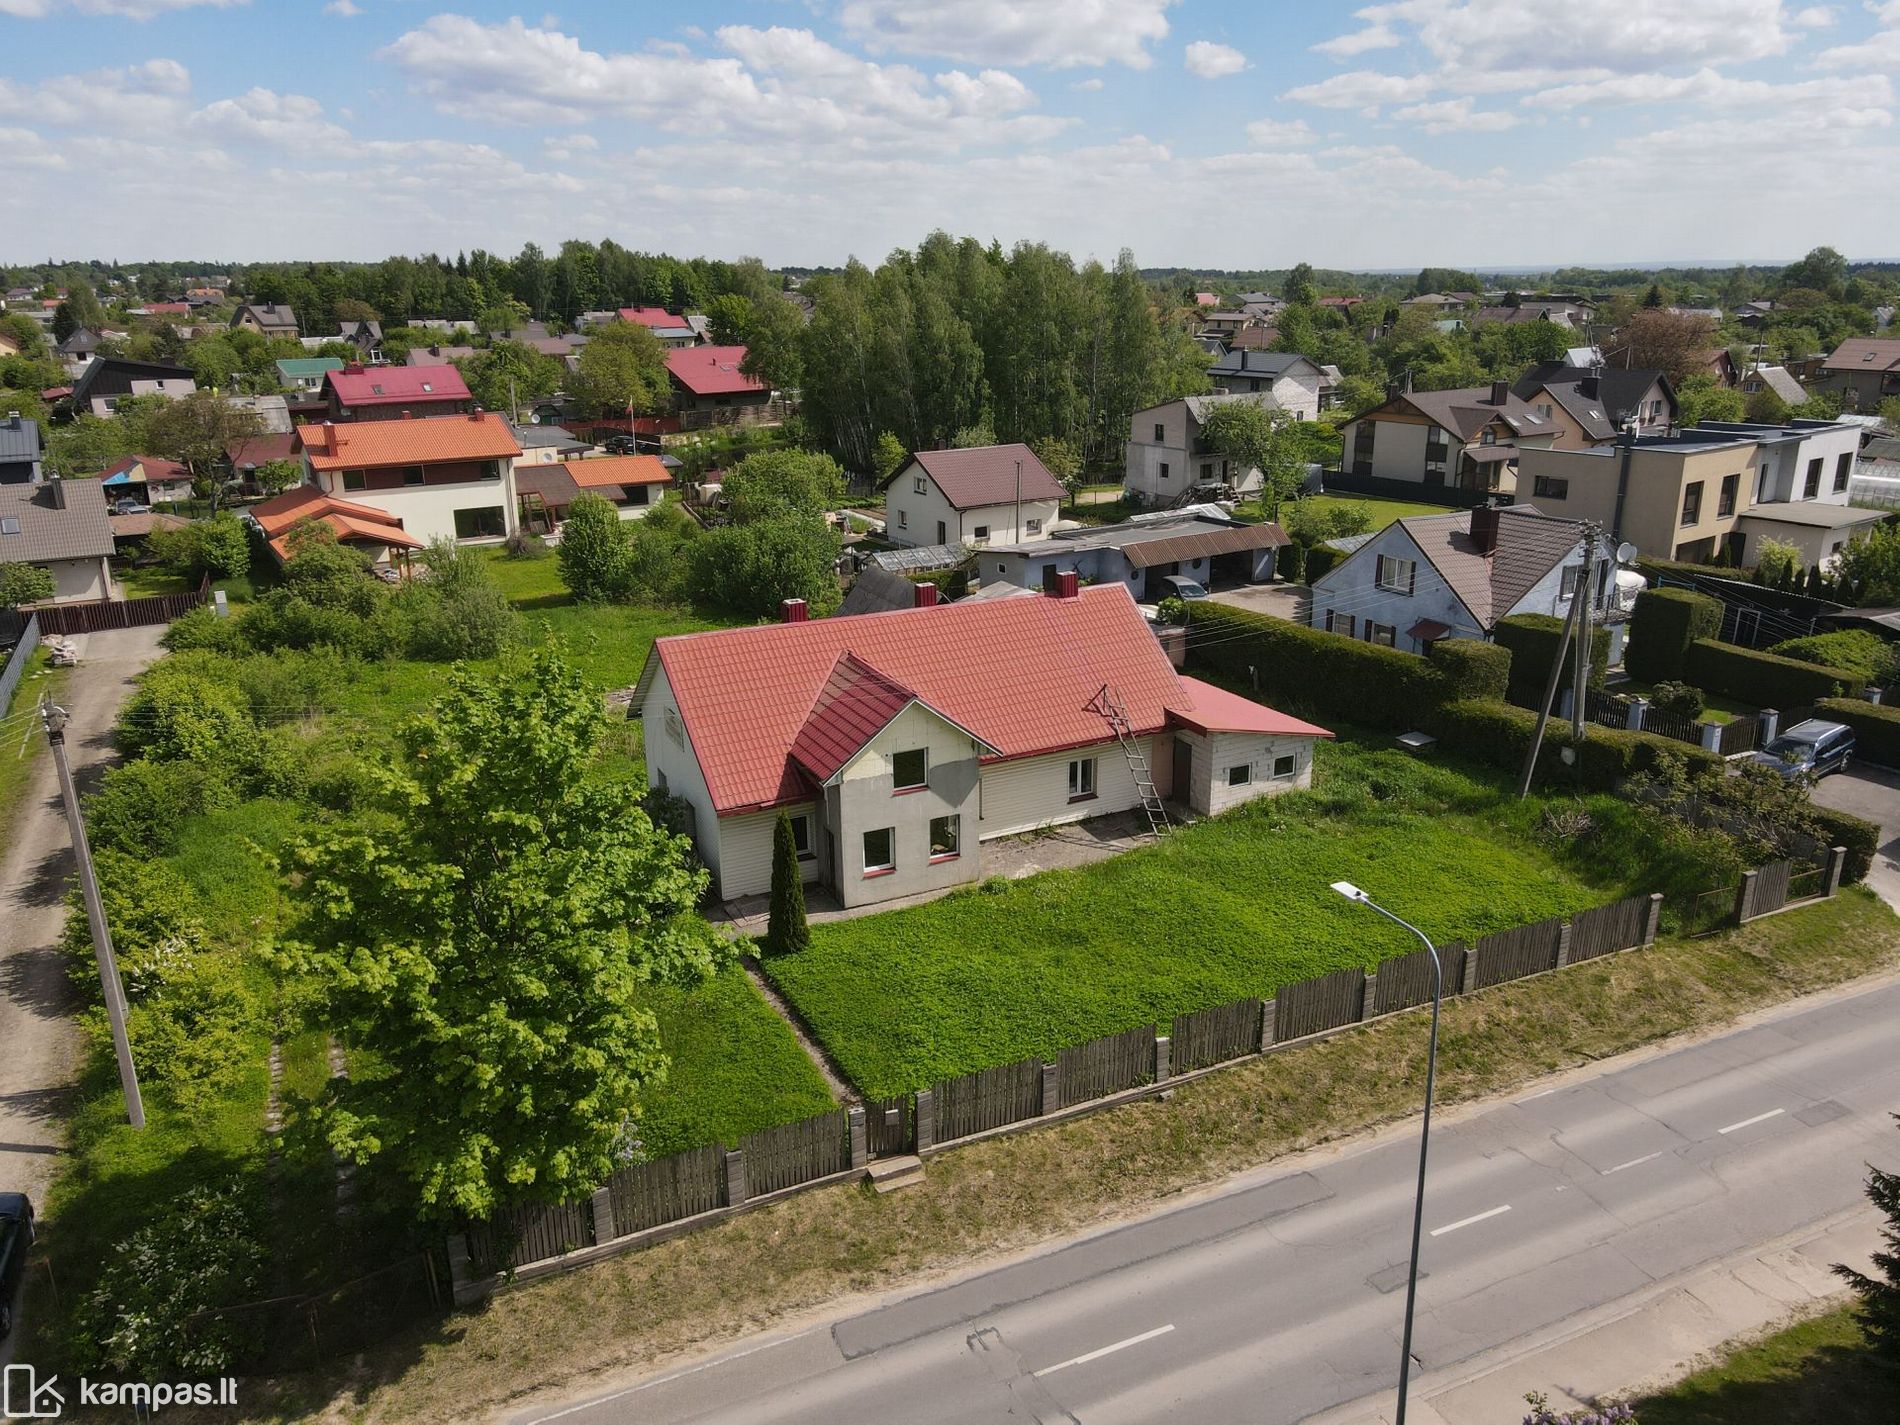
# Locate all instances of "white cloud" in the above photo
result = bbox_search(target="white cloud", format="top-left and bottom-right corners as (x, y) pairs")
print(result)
(1245, 117), (1315, 146)
(1364, 0), (1797, 75)
(191, 87), (351, 146)
(1813, 3), (1900, 68)
(1791, 5), (1837, 23)
(0, 58), (192, 130)
(0, 0), (243, 16)
(1313, 23), (1399, 59)
(1281, 69), (1434, 110)
(1391, 96), (1518, 133)
(1524, 67), (1892, 109)
(836, 0), (1177, 69)
(1071, 77), (1104, 91)
(323, 0), (361, 16)
(1183, 40), (1248, 78)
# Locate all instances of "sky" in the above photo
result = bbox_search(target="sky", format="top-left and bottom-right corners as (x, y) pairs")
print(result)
(3, 0), (1899, 271)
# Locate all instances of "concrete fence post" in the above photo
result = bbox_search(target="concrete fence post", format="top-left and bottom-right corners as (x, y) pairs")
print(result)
(1259, 998), (1277, 1051)
(1759, 708), (1780, 744)
(723, 1148), (748, 1206)
(446, 1232), (477, 1300)
(914, 1089), (935, 1155)
(1698, 720), (1723, 754)
(1360, 972), (1378, 1021)
(1643, 892), (1664, 946)
(1154, 1034), (1172, 1084)
(590, 1187), (614, 1245)
(1554, 920), (1573, 970)
(1735, 869), (1758, 924)
(1625, 697), (1648, 732)
(1041, 1060), (1062, 1115)
(1460, 945), (1479, 994)
(1870, 687), (1885, 706)
(1824, 845), (1847, 898)
(847, 1106), (867, 1169)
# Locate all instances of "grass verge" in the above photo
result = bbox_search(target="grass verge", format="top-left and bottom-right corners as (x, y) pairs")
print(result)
(1633, 1301), (1895, 1424)
(0, 650), (64, 835)
(206, 889), (1900, 1424)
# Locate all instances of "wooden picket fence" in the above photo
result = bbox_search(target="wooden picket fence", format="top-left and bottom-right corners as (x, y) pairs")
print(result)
(1569, 896), (1651, 963)
(1373, 942), (1468, 1016)
(1274, 967), (1365, 1042)
(933, 1057), (1044, 1144)
(35, 578), (209, 635)
(1471, 916), (1566, 989)
(1058, 1025), (1155, 1108)
(740, 1110), (850, 1197)
(607, 1145), (724, 1238)
(464, 1198), (595, 1275)
(1171, 998), (1264, 1073)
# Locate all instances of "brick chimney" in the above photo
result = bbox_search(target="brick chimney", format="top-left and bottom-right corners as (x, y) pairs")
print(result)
(1579, 375), (1599, 399)
(913, 581), (938, 608)
(344, 361), (365, 375)
(1490, 380), (1509, 406)
(1049, 569), (1079, 599)
(780, 597), (809, 623)
(1470, 504), (1500, 553)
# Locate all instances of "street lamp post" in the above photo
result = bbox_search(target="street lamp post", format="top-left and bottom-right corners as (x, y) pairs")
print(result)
(1331, 881), (1441, 1425)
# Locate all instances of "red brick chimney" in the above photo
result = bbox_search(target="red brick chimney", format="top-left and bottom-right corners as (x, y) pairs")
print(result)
(1050, 570), (1079, 599)
(1470, 505), (1500, 553)
(913, 581), (938, 608)
(780, 598), (809, 623)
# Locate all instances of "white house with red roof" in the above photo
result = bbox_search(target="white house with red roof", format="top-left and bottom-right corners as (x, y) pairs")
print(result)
(322, 363), (471, 422)
(880, 443), (1066, 549)
(664, 345), (773, 426)
(293, 412), (521, 545)
(631, 580), (1331, 908)
(618, 307), (700, 347)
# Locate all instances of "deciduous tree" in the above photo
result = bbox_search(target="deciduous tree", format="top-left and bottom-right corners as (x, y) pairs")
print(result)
(144, 392), (264, 513)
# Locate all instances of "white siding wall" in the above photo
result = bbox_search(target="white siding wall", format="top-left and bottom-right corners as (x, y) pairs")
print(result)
(977, 741), (1142, 839)
(884, 463), (961, 547)
(716, 809), (789, 902)
(312, 465), (520, 545)
(639, 666), (726, 891)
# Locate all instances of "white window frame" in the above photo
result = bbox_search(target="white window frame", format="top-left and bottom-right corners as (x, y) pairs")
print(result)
(892, 747), (928, 792)
(913, 475), (927, 495)
(1227, 764), (1252, 787)
(1325, 610), (1357, 638)
(789, 813), (814, 860)
(1374, 554), (1417, 595)
(1272, 753), (1298, 779)
(863, 826), (895, 875)
(929, 813), (960, 861)
(1067, 757), (1097, 800)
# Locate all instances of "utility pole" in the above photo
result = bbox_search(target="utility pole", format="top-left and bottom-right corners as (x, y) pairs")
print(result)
(1514, 533), (1589, 800)
(41, 698), (145, 1129)
(1571, 529), (1597, 744)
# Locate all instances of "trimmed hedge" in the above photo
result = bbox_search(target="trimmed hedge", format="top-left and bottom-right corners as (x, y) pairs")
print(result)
(1276, 543), (1306, 583)
(1626, 587), (1722, 683)
(1425, 697), (1723, 791)
(1816, 696), (1900, 768)
(1494, 612), (1610, 707)
(1303, 545), (1344, 582)
(1768, 630), (1896, 688)
(1810, 805), (1878, 886)
(1635, 555), (1749, 583)
(1427, 638), (1510, 702)
(1684, 639), (1856, 708)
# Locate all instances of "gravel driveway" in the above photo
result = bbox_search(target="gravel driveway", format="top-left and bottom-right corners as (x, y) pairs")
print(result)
(0, 625), (166, 1207)
(1809, 762), (1900, 910)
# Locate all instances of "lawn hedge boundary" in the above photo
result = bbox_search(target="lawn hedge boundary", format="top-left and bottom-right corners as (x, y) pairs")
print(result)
(1810, 804), (1880, 885)
(1685, 638), (1859, 707)
(1627, 587), (1722, 683)
(1817, 697), (1900, 769)
(1495, 612), (1609, 707)
(1425, 698), (1723, 789)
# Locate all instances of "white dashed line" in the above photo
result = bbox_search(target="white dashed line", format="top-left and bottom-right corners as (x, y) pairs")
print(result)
(1033, 1324), (1176, 1378)
(1429, 1204), (1512, 1237)
(1601, 1152), (1663, 1175)
(1718, 1108), (1785, 1135)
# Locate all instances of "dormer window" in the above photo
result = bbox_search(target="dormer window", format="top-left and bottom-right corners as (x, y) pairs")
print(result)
(421, 383), (433, 393)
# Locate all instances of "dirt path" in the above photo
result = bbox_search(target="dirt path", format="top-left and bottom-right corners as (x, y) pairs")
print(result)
(0, 625), (167, 1206)
(740, 955), (859, 1104)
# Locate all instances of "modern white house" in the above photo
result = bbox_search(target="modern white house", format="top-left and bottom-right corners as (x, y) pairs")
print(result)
(1309, 505), (1617, 653)
(879, 444), (1066, 549)
(292, 411), (521, 546)
(1205, 351), (1324, 419)
(979, 512), (1288, 601)
(1122, 393), (1291, 507)
(632, 580), (1332, 907)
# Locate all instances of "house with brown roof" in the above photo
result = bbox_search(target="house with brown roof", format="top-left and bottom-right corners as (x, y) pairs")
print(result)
(293, 412), (521, 546)
(1511, 363), (1676, 447)
(1309, 505), (1615, 652)
(230, 303), (299, 338)
(1337, 382), (1561, 494)
(630, 579), (1332, 907)
(1811, 337), (1900, 411)
(0, 477), (116, 603)
(880, 443), (1067, 549)
(515, 454), (672, 535)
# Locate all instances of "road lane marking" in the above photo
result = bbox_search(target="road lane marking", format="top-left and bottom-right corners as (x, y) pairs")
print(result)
(1430, 1204), (1511, 1237)
(1518, 1087), (1560, 1102)
(521, 1330), (818, 1422)
(1718, 1108), (1785, 1135)
(1032, 1324), (1175, 1378)
(1602, 1152), (1663, 1175)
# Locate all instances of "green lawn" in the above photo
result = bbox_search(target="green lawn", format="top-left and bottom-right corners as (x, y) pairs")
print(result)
(1635, 1303), (1894, 1424)
(1298, 492), (1463, 530)
(635, 967), (836, 1158)
(115, 563), (196, 599)
(765, 731), (1675, 1097)
(0, 650), (62, 835)
(1616, 681), (1758, 726)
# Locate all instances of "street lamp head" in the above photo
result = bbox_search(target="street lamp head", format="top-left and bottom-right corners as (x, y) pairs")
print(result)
(1331, 880), (1370, 904)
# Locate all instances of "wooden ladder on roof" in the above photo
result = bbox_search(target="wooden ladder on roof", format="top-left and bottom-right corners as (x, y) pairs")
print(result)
(1089, 684), (1171, 840)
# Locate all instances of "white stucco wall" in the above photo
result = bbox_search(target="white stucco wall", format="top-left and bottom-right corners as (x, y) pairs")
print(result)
(42, 555), (112, 602)
(884, 460), (1060, 547)
(639, 665), (725, 890)
(1173, 729), (1317, 815)
(313, 465), (520, 545)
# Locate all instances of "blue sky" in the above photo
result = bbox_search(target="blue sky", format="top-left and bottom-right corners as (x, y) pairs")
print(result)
(3, 1), (1898, 269)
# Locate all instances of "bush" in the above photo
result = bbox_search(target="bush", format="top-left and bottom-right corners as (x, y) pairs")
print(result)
(556, 492), (632, 602)
(1626, 587), (1721, 683)
(1493, 612), (1609, 706)
(395, 538), (520, 660)
(85, 759), (237, 857)
(120, 954), (259, 1115)
(1275, 542), (1305, 583)
(1816, 696), (1900, 769)
(1426, 638), (1510, 701)
(116, 656), (257, 766)
(63, 850), (210, 1003)
(1769, 630), (1897, 689)
(1303, 544), (1343, 582)
(1650, 680), (1704, 718)
(160, 605), (246, 655)
(1426, 698), (1723, 791)
(148, 513), (250, 582)
(1811, 804), (1879, 885)
(1685, 638), (1856, 707)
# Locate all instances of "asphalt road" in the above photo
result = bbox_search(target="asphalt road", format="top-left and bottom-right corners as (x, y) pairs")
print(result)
(522, 975), (1900, 1425)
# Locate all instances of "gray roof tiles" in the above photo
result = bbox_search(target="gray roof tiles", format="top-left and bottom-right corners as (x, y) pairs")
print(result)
(0, 478), (115, 564)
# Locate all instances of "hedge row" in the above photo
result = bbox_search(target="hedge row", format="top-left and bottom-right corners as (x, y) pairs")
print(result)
(1425, 639), (1510, 703)
(1816, 697), (1900, 769)
(1810, 805), (1879, 886)
(1425, 698), (1723, 791)
(1627, 587), (1722, 683)
(1685, 638), (1858, 708)
(1303, 545), (1345, 582)
(1494, 613), (1610, 708)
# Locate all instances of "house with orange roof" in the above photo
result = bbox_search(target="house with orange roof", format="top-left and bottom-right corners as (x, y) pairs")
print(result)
(631, 579), (1331, 908)
(292, 411), (521, 546)
(249, 485), (426, 567)
(515, 453), (673, 535)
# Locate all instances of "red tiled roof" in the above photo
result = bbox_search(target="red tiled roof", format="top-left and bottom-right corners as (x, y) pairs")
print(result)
(645, 584), (1327, 816)
(664, 345), (767, 397)
(788, 654), (918, 784)
(295, 412), (520, 470)
(252, 484), (404, 537)
(140, 302), (190, 316)
(325, 364), (470, 407)
(1167, 678), (1333, 739)
(560, 454), (673, 489)
(619, 306), (690, 330)
(889, 444), (1066, 510)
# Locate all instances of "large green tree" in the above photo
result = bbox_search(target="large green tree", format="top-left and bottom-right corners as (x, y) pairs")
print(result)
(282, 648), (719, 1218)
(144, 392), (265, 512)
(0, 562), (56, 609)
(555, 491), (632, 602)
(1835, 1115), (1900, 1362)
(1199, 399), (1306, 518)
(567, 319), (669, 418)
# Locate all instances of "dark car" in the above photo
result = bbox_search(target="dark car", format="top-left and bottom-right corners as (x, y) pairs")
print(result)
(0, 1191), (34, 1337)
(1748, 719), (1856, 780)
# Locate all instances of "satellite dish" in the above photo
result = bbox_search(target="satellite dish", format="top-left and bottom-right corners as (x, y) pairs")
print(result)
(1615, 542), (1638, 565)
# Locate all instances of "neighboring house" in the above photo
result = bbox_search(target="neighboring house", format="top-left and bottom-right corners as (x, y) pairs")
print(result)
(516, 454), (671, 532)
(249, 485), (426, 567)
(226, 432), (299, 484)
(227, 393), (292, 434)
(68, 357), (197, 417)
(0, 477), (116, 602)
(107, 510), (190, 551)
(230, 303), (299, 338)
(277, 356), (344, 392)
(406, 344), (478, 367)
(1741, 365), (1808, 405)
(55, 327), (103, 362)
(0, 412), (44, 484)
(1310, 505), (1614, 652)
(981, 512), (1288, 601)
(100, 453), (193, 504)
(632, 580), (1333, 906)
(1472, 303), (1575, 329)
(1518, 419), (1883, 566)
(664, 345), (772, 425)
(1229, 325), (1277, 351)
(1811, 337), (1900, 411)
(132, 301), (191, 318)
(1205, 350), (1324, 417)
(293, 411), (521, 545)
(510, 423), (591, 466)
(880, 444), (1066, 549)
(322, 363), (471, 422)
(333, 320), (383, 359)
(1337, 382), (1559, 494)
(1510, 363), (1676, 446)
(0, 330), (21, 359)
(836, 565), (937, 618)
(1123, 392), (1292, 506)
(618, 307), (699, 347)
(1700, 348), (1741, 387)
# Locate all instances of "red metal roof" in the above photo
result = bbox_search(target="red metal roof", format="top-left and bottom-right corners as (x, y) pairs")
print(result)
(295, 412), (519, 470)
(787, 654), (919, 784)
(227, 432), (298, 469)
(252, 484), (405, 537)
(325, 364), (470, 407)
(619, 306), (690, 331)
(647, 584), (1326, 816)
(665, 345), (767, 397)
(560, 454), (672, 489)
(1167, 678), (1334, 739)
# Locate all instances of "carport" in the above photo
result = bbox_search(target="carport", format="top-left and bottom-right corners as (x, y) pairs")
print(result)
(1123, 521), (1290, 597)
